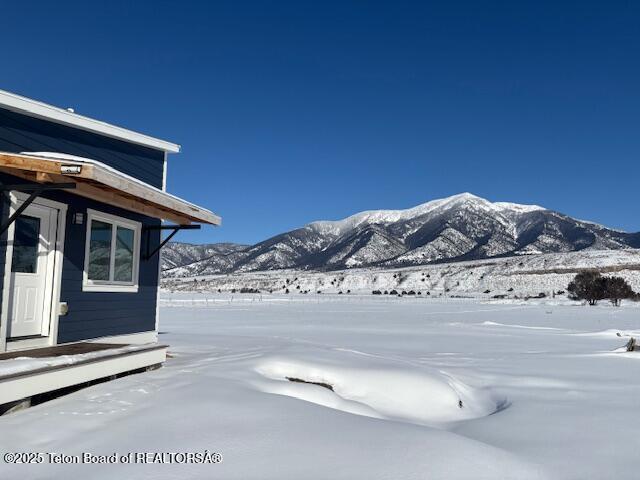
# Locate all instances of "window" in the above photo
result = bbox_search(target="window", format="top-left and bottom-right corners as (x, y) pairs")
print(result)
(12, 215), (41, 274)
(83, 209), (141, 292)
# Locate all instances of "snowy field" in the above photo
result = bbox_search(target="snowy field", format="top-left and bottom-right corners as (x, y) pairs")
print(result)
(1, 293), (640, 479)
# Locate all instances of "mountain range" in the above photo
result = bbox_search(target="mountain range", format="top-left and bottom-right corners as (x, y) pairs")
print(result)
(162, 193), (640, 277)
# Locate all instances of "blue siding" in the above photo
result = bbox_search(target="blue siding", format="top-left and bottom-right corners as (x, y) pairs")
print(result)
(0, 107), (165, 188)
(0, 173), (161, 343)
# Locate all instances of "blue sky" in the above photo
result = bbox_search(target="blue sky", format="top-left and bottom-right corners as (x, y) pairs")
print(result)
(2, 1), (639, 244)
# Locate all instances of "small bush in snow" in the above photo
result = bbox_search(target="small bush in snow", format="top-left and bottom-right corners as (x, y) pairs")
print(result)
(240, 287), (260, 293)
(372, 290), (382, 295)
(524, 292), (547, 300)
(605, 276), (636, 306)
(568, 272), (607, 305)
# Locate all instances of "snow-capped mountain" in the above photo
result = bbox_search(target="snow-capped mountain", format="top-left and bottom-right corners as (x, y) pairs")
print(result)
(163, 193), (640, 277)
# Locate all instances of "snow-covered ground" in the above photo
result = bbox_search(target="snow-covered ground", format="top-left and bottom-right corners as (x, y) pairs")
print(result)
(1, 293), (639, 479)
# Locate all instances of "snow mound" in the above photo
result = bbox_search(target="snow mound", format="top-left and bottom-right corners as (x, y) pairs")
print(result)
(481, 321), (564, 331)
(571, 329), (640, 338)
(252, 352), (505, 426)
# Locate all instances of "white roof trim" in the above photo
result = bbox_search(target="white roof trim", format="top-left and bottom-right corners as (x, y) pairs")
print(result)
(0, 89), (180, 153)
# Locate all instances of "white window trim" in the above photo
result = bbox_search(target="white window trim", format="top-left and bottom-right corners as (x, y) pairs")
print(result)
(83, 209), (141, 293)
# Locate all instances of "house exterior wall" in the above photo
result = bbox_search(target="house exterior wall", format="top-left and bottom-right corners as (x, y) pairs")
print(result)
(0, 105), (168, 345)
(0, 172), (162, 343)
(0, 107), (165, 188)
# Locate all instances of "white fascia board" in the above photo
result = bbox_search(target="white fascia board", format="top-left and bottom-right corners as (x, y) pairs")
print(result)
(0, 89), (180, 153)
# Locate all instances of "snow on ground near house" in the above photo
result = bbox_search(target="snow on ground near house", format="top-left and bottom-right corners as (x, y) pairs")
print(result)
(1, 294), (639, 479)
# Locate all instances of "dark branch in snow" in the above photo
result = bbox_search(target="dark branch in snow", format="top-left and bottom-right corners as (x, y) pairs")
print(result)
(286, 377), (334, 391)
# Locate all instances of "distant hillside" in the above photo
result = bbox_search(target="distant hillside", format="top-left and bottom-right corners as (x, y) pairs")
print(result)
(161, 242), (248, 271)
(162, 193), (640, 277)
(161, 250), (640, 297)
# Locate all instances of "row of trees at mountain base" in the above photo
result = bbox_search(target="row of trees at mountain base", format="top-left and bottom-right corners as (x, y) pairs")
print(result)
(567, 272), (637, 306)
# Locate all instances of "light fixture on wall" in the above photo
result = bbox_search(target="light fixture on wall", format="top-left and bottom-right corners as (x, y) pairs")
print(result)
(73, 212), (84, 225)
(61, 165), (82, 174)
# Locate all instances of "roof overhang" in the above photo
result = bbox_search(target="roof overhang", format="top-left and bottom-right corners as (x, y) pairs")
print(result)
(0, 152), (220, 225)
(0, 89), (180, 153)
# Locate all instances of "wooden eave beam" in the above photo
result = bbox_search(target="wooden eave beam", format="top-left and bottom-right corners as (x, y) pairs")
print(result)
(0, 167), (193, 225)
(0, 152), (220, 225)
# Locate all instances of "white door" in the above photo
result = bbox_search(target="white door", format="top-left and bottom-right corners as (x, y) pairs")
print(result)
(7, 202), (58, 338)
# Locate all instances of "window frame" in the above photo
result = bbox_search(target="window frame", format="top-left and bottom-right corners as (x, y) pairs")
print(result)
(82, 209), (141, 293)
